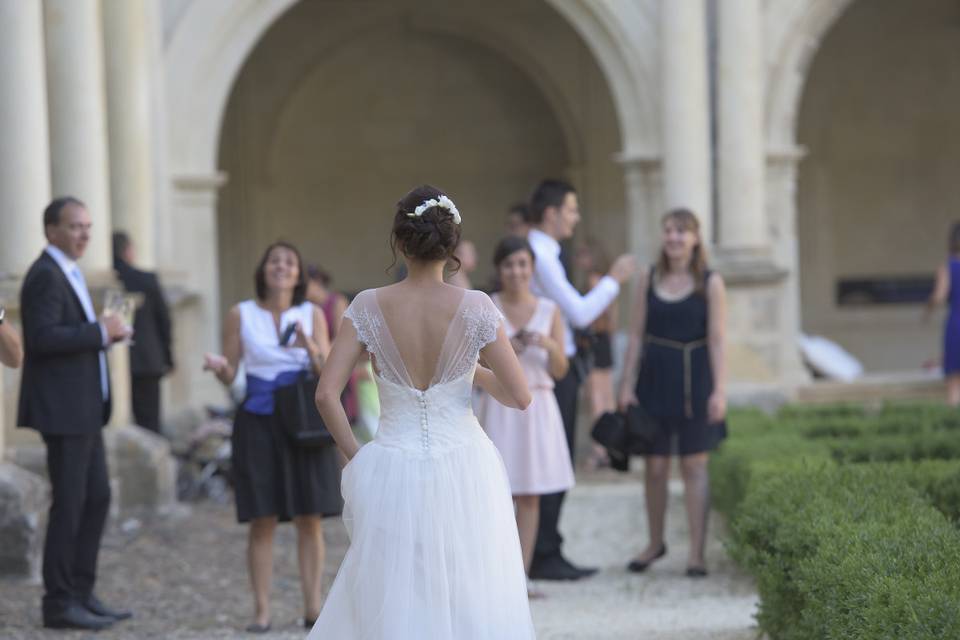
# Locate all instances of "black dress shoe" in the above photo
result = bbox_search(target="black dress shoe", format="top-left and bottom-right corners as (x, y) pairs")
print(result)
(43, 603), (115, 630)
(529, 554), (596, 581)
(84, 594), (133, 620)
(559, 555), (598, 578)
(627, 543), (668, 573)
(686, 566), (708, 578)
(304, 617), (317, 629)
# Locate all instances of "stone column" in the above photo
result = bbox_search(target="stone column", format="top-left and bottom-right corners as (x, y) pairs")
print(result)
(660, 0), (713, 241)
(166, 173), (229, 418)
(618, 152), (664, 268)
(43, 0), (113, 273)
(717, 0), (766, 253)
(0, 1), (51, 279)
(102, 0), (158, 267)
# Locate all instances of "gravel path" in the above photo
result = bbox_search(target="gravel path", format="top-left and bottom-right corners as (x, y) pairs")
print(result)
(0, 471), (760, 639)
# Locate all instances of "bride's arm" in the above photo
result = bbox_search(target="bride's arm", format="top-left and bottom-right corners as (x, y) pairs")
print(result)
(315, 320), (364, 460)
(477, 324), (532, 410)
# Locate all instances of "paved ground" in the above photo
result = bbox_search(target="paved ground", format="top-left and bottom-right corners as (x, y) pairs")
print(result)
(0, 470), (760, 639)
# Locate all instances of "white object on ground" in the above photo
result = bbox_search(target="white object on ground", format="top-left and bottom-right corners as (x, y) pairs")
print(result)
(798, 333), (864, 381)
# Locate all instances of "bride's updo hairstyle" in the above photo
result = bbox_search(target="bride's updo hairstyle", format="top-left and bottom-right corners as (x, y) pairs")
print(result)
(391, 185), (462, 270)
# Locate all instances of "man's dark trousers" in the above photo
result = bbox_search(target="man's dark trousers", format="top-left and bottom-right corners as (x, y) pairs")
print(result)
(131, 375), (161, 433)
(42, 428), (111, 615)
(534, 367), (579, 561)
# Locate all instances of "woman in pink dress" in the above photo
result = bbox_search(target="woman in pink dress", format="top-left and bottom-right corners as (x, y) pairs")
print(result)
(476, 236), (575, 584)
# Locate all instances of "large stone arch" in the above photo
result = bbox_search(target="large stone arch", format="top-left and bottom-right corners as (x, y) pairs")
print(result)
(764, 0), (858, 150)
(164, 0), (657, 179)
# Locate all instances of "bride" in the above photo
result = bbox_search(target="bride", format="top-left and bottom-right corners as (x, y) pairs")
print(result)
(308, 185), (537, 639)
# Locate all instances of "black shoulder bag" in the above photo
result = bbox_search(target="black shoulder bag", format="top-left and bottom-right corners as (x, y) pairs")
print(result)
(274, 371), (334, 447)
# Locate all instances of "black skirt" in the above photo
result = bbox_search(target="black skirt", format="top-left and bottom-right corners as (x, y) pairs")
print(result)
(231, 408), (343, 523)
(591, 331), (614, 370)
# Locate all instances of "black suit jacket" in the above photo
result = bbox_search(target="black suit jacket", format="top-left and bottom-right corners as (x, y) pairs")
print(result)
(18, 252), (111, 435)
(114, 260), (173, 377)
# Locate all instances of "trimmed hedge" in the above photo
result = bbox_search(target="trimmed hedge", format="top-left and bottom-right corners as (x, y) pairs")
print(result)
(712, 404), (960, 639)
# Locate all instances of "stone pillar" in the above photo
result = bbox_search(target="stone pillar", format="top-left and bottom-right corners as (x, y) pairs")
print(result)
(617, 152), (664, 268)
(660, 0), (713, 241)
(717, 0), (766, 253)
(167, 173), (229, 417)
(0, 0), (51, 280)
(102, 0), (158, 267)
(43, 0), (113, 273)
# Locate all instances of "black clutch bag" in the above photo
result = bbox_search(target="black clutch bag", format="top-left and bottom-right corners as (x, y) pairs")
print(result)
(590, 412), (630, 472)
(274, 372), (334, 447)
(624, 404), (662, 456)
(590, 404), (664, 465)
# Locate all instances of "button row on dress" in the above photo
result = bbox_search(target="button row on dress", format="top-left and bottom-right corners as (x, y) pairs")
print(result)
(419, 395), (430, 452)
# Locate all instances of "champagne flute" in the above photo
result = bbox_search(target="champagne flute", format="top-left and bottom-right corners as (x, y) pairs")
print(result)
(103, 290), (135, 345)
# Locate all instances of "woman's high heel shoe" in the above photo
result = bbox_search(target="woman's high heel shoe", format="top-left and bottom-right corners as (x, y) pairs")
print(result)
(626, 543), (667, 573)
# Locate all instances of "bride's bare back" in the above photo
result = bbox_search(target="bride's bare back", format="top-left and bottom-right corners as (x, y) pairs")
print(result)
(374, 281), (467, 391)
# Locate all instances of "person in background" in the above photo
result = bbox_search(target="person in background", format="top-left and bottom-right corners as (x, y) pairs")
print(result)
(506, 203), (531, 238)
(526, 178), (636, 581)
(447, 239), (477, 289)
(203, 241), (340, 632)
(475, 236), (574, 597)
(0, 303), (23, 368)
(618, 208), (727, 578)
(112, 232), (173, 434)
(925, 221), (960, 406)
(305, 265), (356, 425)
(574, 239), (619, 470)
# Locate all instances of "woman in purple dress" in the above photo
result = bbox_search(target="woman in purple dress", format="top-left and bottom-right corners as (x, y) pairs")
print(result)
(926, 222), (960, 406)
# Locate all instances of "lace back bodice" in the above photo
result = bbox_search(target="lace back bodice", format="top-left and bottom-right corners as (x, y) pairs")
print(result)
(344, 288), (502, 389)
(343, 288), (503, 454)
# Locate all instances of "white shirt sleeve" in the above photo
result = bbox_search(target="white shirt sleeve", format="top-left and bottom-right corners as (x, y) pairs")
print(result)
(534, 251), (619, 328)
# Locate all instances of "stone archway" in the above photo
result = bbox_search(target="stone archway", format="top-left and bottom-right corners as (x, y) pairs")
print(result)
(765, 0), (960, 372)
(212, 0), (636, 308)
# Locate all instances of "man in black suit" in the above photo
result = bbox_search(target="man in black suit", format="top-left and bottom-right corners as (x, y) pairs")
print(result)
(112, 232), (173, 434)
(18, 197), (133, 631)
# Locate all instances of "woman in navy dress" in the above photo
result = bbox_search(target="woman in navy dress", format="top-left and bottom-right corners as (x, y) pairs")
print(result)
(926, 222), (960, 406)
(618, 208), (727, 577)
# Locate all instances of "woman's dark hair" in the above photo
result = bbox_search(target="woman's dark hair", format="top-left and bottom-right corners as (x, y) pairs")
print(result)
(950, 222), (960, 255)
(656, 208), (710, 293)
(390, 185), (462, 271)
(254, 241), (307, 305)
(305, 264), (332, 287)
(493, 235), (536, 268)
(529, 179), (576, 224)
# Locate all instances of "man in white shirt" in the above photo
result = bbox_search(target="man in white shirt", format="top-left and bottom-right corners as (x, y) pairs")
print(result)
(527, 179), (635, 581)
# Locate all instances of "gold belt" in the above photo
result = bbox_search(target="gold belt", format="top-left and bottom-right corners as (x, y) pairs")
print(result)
(644, 335), (707, 418)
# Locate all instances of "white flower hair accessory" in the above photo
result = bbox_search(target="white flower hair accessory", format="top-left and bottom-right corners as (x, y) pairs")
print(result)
(408, 194), (462, 225)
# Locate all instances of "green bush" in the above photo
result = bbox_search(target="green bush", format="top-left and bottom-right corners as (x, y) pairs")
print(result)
(714, 404), (960, 639)
(729, 465), (960, 640)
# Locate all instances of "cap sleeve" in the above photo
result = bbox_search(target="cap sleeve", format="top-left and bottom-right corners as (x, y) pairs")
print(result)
(342, 289), (377, 350)
(472, 291), (505, 350)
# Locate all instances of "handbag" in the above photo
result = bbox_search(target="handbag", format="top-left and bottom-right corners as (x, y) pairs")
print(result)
(274, 371), (334, 447)
(624, 404), (662, 455)
(590, 404), (664, 464)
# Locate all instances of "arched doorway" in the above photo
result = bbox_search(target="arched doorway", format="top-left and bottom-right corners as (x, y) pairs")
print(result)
(795, 0), (960, 371)
(214, 0), (625, 309)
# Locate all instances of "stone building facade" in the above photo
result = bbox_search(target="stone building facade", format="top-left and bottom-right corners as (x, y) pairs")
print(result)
(2, 0), (956, 460)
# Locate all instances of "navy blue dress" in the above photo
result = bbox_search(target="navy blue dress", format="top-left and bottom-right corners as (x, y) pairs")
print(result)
(634, 268), (726, 456)
(944, 258), (960, 375)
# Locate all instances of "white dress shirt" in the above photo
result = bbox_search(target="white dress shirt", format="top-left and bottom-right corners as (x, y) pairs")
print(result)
(45, 245), (110, 400)
(528, 228), (620, 356)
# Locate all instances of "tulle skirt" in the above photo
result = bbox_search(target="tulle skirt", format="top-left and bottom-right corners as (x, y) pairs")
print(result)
(308, 436), (536, 639)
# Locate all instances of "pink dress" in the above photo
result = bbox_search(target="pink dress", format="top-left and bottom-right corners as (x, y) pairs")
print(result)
(476, 295), (575, 496)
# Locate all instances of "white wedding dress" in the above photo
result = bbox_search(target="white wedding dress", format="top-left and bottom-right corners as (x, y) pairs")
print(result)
(308, 288), (536, 639)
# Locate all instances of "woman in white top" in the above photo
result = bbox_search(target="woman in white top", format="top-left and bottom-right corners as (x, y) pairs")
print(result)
(309, 185), (535, 639)
(203, 241), (338, 633)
